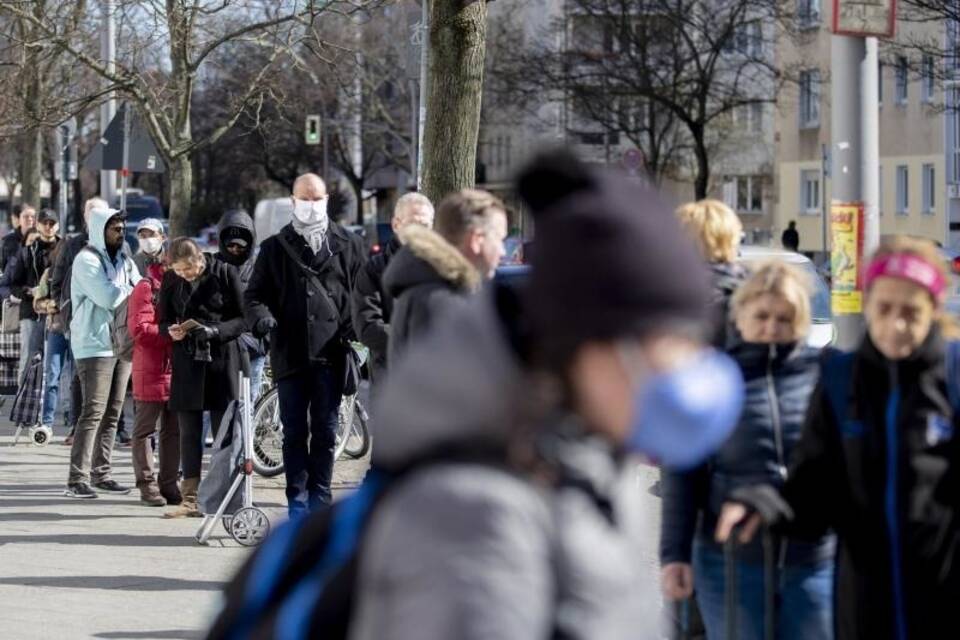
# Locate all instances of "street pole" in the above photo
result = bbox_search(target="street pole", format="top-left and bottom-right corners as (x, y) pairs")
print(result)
(59, 126), (69, 220)
(100, 0), (117, 205)
(120, 103), (130, 212)
(417, 0), (429, 191)
(821, 143), (829, 263)
(830, 34), (880, 349)
(410, 78), (419, 188)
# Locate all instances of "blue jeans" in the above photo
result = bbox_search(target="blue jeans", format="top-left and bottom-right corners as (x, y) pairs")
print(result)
(693, 539), (834, 640)
(18, 317), (43, 382)
(277, 365), (342, 515)
(42, 331), (74, 427)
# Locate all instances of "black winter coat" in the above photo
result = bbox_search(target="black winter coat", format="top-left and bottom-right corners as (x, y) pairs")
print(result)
(0, 228), (23, 274)
(49, 233), (88, 321)
(351, 235), (401, 377)
(660, 340), (833, 565)
(159, 257), (247, 411)
(9, 238), (57, 321)
(383, 226), (479, 364)
(214, 209), (266, 358)
(245, 223), (364, 381)
(707, 261), (748, 349)
(777, 329), (960, 640)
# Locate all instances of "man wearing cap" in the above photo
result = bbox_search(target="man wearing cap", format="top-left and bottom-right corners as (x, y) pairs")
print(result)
(133, 218), (166, 277)
(1, 204), (36, 274)
(65, 207), (141, 499)
(8, 209), (60, 379)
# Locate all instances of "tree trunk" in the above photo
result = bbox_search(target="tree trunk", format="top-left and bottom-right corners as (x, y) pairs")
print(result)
(167, 155), (193, 236)
(421, 0), (488, 204)
(19, 128), (42, 208)
(691, 124), (710, 200)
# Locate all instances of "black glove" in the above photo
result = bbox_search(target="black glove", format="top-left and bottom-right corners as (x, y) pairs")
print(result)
(254, 317), (277, 337)
(190, 324), (219, 342)
(729, 485), (795, 527)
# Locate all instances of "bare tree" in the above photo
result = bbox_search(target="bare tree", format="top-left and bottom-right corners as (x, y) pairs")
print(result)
(421, 0), (489, 204)
(0, 0), (385, 234)
(494, 0), (784, 198)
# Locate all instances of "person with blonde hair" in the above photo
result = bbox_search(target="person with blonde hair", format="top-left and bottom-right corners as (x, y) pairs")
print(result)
(662, 261), (835, 639)
(718, 235), (960, 640)
(675, 199), (747, 348)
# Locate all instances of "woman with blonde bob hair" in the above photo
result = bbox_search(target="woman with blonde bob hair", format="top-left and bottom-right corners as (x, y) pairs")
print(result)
(675, 199), (747, 348)
(719, 235), (960, 640)
(662, 261), (835, 640)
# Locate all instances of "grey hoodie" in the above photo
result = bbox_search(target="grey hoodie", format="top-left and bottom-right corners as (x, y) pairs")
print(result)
(349, 287), (662, 640)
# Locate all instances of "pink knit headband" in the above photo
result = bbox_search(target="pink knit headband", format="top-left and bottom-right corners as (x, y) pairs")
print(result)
(864, 253), (947, 299)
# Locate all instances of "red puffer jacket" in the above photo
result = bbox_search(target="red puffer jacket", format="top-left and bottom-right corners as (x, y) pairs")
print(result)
(128, 263), (171, 402)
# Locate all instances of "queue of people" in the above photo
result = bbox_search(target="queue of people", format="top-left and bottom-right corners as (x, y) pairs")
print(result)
(12, 153), (960, 640)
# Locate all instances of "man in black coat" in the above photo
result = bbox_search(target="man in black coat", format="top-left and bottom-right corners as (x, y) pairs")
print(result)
(782, 220), (800, 252)
(384, 189), (507, 364)
(351, 192), (434, 381)
(1, 205), (35, 274)
(245, 173), (364, 514)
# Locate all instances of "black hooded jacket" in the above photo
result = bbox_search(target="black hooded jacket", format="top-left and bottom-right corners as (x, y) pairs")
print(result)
(351, 235), (401, 378)
(216, 209), (264, 358)
(383, 226), (479, 364)
(245, 222), (364, 381)
(9, 237), (58, 321)
(773, 328), (960, 640)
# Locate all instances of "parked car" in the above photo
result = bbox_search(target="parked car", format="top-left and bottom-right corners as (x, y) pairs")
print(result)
(253, 197), (294, 245)
(738, 246), (835, 348)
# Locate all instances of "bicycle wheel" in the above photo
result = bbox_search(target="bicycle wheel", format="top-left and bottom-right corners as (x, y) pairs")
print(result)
(343, 399), (371, 460)
(252, 387), (285, 477)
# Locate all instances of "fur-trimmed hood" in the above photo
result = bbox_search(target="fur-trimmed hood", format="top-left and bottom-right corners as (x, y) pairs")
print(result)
(383, 225), (481, 298)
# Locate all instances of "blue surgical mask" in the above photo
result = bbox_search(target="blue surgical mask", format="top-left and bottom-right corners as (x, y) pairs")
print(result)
(626, 348), (744, 470)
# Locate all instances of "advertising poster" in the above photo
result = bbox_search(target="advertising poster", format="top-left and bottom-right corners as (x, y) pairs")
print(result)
(831, 202), (865, 314)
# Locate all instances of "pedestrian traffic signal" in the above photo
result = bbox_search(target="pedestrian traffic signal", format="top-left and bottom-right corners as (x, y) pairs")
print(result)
(305, 115), (321, 146)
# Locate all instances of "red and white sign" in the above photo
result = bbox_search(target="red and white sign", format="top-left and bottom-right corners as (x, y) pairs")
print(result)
(832, 0), (897, 38)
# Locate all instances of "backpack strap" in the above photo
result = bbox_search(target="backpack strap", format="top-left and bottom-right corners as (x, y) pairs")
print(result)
(821, 349), (856, 426)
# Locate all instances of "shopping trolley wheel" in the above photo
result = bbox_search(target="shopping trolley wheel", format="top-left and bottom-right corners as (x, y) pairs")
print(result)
(229, 507), (270, 547)
(32, 425), (52, 446)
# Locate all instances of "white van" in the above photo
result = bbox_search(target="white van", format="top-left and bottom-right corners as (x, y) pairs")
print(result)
(738, 246), (836, 348)
(253, 197), (294, 245)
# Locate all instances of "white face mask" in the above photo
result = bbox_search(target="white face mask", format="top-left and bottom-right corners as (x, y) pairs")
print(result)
(139, 236), (163, 256)
(292, 198), (329, 225)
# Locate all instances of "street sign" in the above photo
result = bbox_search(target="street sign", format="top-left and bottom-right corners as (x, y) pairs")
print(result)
(832, 0), (896, 38)
(305, 115), (321, 145)
(83, 103), (164, 173)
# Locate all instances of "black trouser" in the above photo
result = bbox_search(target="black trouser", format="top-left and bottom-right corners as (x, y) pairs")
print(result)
(178, 410), (225, 479)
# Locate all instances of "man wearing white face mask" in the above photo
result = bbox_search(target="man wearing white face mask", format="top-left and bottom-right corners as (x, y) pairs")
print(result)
(246, 173), (365, 515)
(133, 218), (166, 277)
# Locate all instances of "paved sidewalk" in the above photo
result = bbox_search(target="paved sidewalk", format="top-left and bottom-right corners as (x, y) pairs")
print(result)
(0, 420), (368, 640)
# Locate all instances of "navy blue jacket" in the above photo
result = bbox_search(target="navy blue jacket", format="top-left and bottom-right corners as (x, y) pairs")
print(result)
(660, 340), (834, 565)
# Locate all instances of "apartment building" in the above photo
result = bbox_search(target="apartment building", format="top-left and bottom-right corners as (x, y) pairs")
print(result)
(777, 1), (953, 253)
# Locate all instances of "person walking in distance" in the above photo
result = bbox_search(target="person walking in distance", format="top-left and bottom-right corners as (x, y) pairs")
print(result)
(64, 208), (141, 499)
(159, 238), (246, 518)
(383, 189), (507, 362)
(351, 193), (434, 381)
(782, 220), (800, 252)
(129, 253), (180, 507)
(245, 173), (364, 515)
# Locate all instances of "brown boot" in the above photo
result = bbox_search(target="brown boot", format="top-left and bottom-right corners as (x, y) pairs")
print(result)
(163, 477), (201, 518)
(139, 482), (166, 507)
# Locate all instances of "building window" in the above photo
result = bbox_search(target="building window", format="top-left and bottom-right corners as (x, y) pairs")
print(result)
(729, 21), (762, 56)
(896, 56), (908, 105)
(801, 169), (820, 214)
(897, 165), (909, 214)
(923, 164), (935, 213)
(736, 176), (763, 213)
(878, 61), (884, 107)
(799, 69), (821, 129)
(922, 55), (935, 103)
(797, 0), (821, 28)
(578, 132), (605, 146)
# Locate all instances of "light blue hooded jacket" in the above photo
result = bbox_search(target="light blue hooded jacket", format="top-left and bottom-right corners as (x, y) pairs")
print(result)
(69, 208), (141, 360)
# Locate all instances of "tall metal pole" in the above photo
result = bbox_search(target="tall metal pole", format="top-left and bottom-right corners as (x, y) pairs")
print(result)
(830, 34), (880, 350)
(100, 0), (117, 205)
(59, 126), (69, 220)
(416, 0), (429, 191)
(821, 143), (829, 262)
(120, 104), (130, 212)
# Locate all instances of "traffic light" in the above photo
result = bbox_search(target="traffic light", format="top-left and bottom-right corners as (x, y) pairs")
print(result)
(305, 115), (321, 146)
